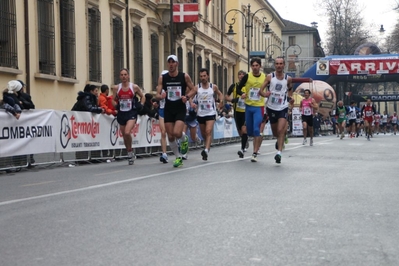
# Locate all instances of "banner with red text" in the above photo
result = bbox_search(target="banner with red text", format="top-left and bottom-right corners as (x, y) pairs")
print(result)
(329, 57), (399, 75)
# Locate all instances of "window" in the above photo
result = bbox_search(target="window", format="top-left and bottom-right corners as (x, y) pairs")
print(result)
(88, 6), (101, 82)
(60, 0), (76, 78)
(133, 26), (143, 88)
(187, 51), (194, 80)
(0, 0), (17, 68)
(213, 62), (217, 85)
(113, 16), (124, 84)
(177, 46), (183, 72)
(38, 0), (55, 75)
(289, 36), (296, 46)
(151, 33), (159, 92)
(205, 59), (210, 74)
(224, 67), (227, 94)
(217, 64), (222, 89)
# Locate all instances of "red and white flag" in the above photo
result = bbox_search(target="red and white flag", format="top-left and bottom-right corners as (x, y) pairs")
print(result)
(173, 3), (199, 23)
(206, 0), (211, 6)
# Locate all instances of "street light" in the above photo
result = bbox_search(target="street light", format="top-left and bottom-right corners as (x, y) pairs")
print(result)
(224, 3), (274, 71)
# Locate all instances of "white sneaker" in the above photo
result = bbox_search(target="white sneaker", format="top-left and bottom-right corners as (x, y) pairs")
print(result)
(302, 139), (307, 145)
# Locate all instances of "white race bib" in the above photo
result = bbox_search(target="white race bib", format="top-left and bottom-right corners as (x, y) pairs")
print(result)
(249, 87), (260, 101)
(119, 99), (132, 112)
(167, 86), (182, 101)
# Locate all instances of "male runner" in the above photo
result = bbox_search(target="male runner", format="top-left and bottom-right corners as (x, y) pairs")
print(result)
(156, 55), (196, 167)
(347, 101), (358, 138)
(361, 98), (376, 140)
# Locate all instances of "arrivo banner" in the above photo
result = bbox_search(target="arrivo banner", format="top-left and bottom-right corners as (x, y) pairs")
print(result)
(329, 58), (399, 75)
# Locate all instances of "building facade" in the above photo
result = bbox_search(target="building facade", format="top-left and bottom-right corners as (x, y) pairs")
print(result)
(0, 0), (284, 110)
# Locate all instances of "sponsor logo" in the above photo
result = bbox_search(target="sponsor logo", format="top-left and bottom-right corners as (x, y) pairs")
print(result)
(0, 126), (52, 140)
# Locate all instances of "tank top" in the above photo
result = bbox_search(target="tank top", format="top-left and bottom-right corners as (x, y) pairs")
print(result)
(197, 83), (216, 117)
(337, 106), (346, 119)
(231, 82), (245, 113)
(363, 105), (374, 118)
(301, 98), (313, 116)
(117, 83), (135, 112)
(162, 72), (187, 110)
(348, 106), (357, 120)
(267, 72), (289, 111)
(243, 72), (265, 107)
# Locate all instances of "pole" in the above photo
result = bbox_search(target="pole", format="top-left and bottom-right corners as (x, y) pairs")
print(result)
(247, 4), (251, 72)
(170, 0), (175, 55)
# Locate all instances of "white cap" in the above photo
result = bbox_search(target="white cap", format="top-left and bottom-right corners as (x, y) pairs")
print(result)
(161, 70), (168, 75)
(7, 80), (22, 94)
(167, 55), (178, 62)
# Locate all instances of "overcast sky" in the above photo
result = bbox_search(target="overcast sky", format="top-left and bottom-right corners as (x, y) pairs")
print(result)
(268, 0), (398, 45)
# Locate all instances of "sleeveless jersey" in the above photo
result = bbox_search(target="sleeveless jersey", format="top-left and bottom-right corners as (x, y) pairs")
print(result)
(242, 72), (265, 107)
(336, 106), (346, 120)
(162, 72), (187, 109)
(267, 72), (289, 111)
(117, 83), (135, 112)
(391, 115), (398, 124)
(197, 83), (216, 117)
(301, 98), (314, 116)
(362, 105), (374, 118)
(381, 114), (388, 123)
(347, 106), (357, 120)
(374, 114), (381, 123)
(230, 82), (245, 112)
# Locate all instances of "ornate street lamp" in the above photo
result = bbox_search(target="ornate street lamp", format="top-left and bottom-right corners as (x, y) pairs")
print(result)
(224, 3), (274, 71)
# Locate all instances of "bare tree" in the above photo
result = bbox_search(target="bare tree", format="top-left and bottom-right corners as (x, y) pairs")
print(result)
(388, 0), (399, 53)
(321, 0), (372, 55)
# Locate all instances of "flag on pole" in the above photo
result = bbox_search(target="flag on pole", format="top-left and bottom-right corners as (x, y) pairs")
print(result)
(206, 0), (211, 6)
(173, 3), (199, 23)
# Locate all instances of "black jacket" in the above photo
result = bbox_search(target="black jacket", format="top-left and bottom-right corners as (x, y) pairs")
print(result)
(17, 91), (35, 110)
(71, 91), (102, 113)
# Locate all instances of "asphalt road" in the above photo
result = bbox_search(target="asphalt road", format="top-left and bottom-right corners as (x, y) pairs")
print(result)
(1, 134), (399, 266)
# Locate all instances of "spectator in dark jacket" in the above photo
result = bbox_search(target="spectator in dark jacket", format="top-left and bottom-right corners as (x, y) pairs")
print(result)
(16, 80), (35, 110)
(2, 80), (22, 119)
(72, 84), (104, 113)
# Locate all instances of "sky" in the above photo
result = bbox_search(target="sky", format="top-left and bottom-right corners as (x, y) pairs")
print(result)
(268, 0), (398, 45)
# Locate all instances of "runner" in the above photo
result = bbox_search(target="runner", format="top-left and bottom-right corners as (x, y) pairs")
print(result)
(113, 68), (145, 165)
(347, 101), (358, 138)
(259, 56), (294, 164)
(237, 57), (266, 162)
(361, 98), (376, 141)
(225, 70), (249, 158)
(193, 68), (223, 161)
(182, 95), (201, 160)
(374, 112), (381, 135)
(299, 89), (318, 146)
(390, 111), (398, 135)
(156, 70), (169, 163)
(156, 55), (196, 167)
(381, 111), (388, 134)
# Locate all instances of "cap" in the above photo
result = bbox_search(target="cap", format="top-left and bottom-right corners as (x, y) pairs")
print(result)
(7, 80), (22, 94)
(161, 70), (168, 75)
(17, 80), (25, 87)
(167, 55), (178, 62)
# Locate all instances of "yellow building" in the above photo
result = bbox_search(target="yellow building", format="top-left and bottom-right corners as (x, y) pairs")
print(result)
(0, 0), (283, 110)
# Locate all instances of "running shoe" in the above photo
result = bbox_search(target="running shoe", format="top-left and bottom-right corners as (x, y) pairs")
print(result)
(284, 135), (289, 144)
(173, 157), (183, 167)
(274, 154), (281, 164)
(180, 135), (189, 155)
(251, 153), (257, 162)
(201, 149), (208, 161)
(237, 150), (244, 158)
(302, 139), (307, 145)
(160, 153), (168, 163)
(340, 133), (345, 139)
(196, 136), (202, 145)
(127, 151), (134, 165)
(310, 139), (313, 146)
(182, 154), (188, 160)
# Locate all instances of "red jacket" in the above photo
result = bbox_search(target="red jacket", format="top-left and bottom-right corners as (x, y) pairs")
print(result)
(99, 93), (117, 115)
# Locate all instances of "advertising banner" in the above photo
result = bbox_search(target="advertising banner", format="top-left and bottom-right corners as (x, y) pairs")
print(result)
(0, 110), (57, 157)
(329, 58), (399, 75)
(291, 107), (303, 136)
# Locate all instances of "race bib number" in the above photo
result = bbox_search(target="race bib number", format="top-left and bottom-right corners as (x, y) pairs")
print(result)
(365, 111), (372, 117)
(199, 102), (212, 111)
(249, 87), (260, 101)
(270, 92), (284, 104)
(237, 98), (246, 109)
(119, 99), (132, 111)
(167, 86), (182, 101)
(303, 107), (312, 116)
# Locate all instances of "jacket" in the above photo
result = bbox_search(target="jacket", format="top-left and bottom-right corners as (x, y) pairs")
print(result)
(99, 93), (116, 115)
(71, 91), (103, 113)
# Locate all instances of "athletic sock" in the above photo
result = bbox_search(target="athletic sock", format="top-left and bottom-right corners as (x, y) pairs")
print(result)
(169, 140), (180, 156)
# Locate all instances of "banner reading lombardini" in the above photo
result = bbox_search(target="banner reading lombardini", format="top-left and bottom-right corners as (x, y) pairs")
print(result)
(0, 110), (246, 158)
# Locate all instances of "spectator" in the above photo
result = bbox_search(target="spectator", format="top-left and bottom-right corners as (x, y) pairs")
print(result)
(313, 112), (322, 136)
(99, 84), (117, 115)
(16, 80), (35, 110)
(2, 80), (22, 119)
(71, 84), (104, 113)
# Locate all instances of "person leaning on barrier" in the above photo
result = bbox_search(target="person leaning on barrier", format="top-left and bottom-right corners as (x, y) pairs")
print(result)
(2, 80), (23, 120)
(72, 84), (104, 114)
(16, 80), (35, 110)
(99, 84), (117, 116)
